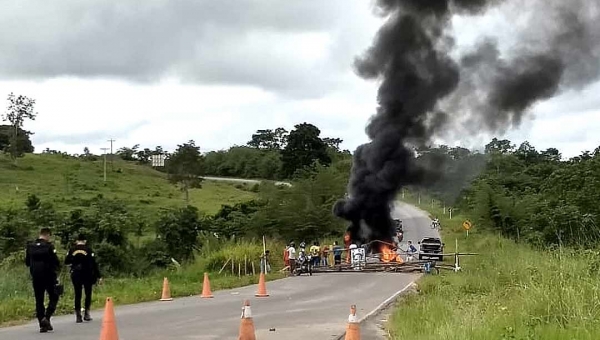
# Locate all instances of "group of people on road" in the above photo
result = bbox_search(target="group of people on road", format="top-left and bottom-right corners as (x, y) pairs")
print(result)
(25, 228), (102, 333)
(283, 240), (345, 274)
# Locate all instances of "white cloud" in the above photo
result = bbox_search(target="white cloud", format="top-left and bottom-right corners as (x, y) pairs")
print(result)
(0, 0), (598, 160)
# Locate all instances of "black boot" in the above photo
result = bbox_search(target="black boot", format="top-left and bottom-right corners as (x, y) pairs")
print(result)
(46, 317), (53, 331)
(76, 310), (83, 323)
(39, 317), (50, 332)
(39, 318), (48, 333)
(83, 310), (92, 321)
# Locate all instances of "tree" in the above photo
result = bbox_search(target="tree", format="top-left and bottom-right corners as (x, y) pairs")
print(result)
(2, 93), (37, 163)
(80, 146), (98, 161)
(117, 144), (140, 161)
(165, 140), (205, 203)
(155, 206), (201, 262)
(247, 127), (288, 150)
(0, 125), (34, 154)
(515, 141), (540, 164)
(281, 123), (331, 178)
(323, 137), (343, 152)
(485, 138), (515, 155)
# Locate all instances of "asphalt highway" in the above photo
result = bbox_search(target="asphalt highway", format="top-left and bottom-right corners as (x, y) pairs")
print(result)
(0, 202), (434, 339)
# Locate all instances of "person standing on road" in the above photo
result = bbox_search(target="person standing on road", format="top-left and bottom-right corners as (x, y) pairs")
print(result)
(283, 243), (290, 269)
(25, 227), (61, 333)
(309, 242), (320, 267)
(332, 241), (343, 265)
(321, 244), (329, 267)
(287, 242), (297, 274)
(406, 241), (418, 262)
(65, 233), (102, 323)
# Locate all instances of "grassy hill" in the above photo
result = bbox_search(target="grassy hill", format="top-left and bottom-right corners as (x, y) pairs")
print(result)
(0, 154), (257, 215)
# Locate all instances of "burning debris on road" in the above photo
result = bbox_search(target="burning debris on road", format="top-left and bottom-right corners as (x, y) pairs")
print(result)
(333, 0), (600, 248)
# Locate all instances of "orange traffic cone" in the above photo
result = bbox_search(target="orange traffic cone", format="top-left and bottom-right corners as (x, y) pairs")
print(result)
(99, 297), (119, 340)
(201, 272), (214, 298)
(238, 300), (256, 340)
(255, 272), (269, 297)
(160, 277), (173, 301)
(344, 305), (360, 340)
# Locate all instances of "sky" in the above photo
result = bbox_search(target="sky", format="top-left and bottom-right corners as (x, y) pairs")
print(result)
(0, 0), (598, 159)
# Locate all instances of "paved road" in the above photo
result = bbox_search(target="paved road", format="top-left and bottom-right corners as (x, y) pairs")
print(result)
(393, 201), (440, 254)
(203, 176), (292, 187)
(0, 202), (433, 340)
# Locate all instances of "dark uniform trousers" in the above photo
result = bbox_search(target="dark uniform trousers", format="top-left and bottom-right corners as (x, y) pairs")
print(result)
(32, 278), (59, 322)
(71, 271), (93, 311)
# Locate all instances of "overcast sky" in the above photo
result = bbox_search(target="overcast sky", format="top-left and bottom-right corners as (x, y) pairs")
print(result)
(1, 0), (598, 159)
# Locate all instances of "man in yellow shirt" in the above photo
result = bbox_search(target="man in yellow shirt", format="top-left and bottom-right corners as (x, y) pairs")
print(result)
(309, 242), (320, 267)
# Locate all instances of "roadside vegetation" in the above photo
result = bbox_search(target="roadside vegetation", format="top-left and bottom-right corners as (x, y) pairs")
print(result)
(0, 98), (353, 325)
(389, 140), (600, 340)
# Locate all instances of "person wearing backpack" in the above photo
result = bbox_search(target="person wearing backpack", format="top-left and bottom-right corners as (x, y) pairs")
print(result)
(65, 233), (102, 323)
(25, 227), (61, 333)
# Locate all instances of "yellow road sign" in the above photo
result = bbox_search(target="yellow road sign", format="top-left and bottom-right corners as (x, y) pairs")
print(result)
(463, 220), (472, 230)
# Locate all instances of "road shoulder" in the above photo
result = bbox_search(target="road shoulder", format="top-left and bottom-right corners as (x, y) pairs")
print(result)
(336, 281), (419, 340)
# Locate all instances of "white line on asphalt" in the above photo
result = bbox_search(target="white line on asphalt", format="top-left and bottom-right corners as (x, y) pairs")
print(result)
(358, 280), (416, 323)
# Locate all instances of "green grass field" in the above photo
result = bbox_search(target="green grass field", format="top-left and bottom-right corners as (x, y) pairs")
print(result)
(0, 154), (257, 215)
(388, 195), (600, 339)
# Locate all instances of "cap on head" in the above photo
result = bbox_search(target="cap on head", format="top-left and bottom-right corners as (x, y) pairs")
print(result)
(76, 233), (87, 241)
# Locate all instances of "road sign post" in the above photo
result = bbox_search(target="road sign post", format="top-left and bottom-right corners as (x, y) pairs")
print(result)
(463, 220), (472, 237)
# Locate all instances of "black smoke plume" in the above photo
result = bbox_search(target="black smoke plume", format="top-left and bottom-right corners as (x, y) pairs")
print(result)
(334, 0), (600, 246)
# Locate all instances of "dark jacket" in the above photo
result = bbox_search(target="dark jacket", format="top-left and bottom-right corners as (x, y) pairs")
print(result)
(25, 238), (61, 282)
(65, 243), (101, 283)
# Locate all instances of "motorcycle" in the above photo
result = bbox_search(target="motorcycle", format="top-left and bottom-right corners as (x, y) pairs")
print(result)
(396, 230), (404, 242)
(293, 249), (313, 276)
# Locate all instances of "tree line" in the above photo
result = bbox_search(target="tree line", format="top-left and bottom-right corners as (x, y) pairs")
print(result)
(116, 123), (350, 181)
(416, 138), (600, 249)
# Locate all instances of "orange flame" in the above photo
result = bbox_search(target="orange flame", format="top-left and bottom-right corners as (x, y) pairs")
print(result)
(380, 244), (403, 263)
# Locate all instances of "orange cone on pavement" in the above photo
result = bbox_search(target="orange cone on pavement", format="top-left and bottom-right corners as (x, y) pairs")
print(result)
(238, 299), (256, 340)
(99, 297), (119, 340)
(255, 272), (269, 297)
(344, 305), (360, 340)
(160, 277), (173, 301)
(201, 272), (214, 298)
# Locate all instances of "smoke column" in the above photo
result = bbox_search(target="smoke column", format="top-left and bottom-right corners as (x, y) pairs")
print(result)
(333, 0), (600, 246)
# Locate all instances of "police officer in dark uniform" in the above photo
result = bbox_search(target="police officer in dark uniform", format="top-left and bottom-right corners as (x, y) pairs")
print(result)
(25, 227), (61, 333)
(65, 233), (102, 323)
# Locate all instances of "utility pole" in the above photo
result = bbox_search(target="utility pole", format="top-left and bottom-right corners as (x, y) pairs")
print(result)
(101, 147), (109, 182)
(107, 139), (116, 171)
